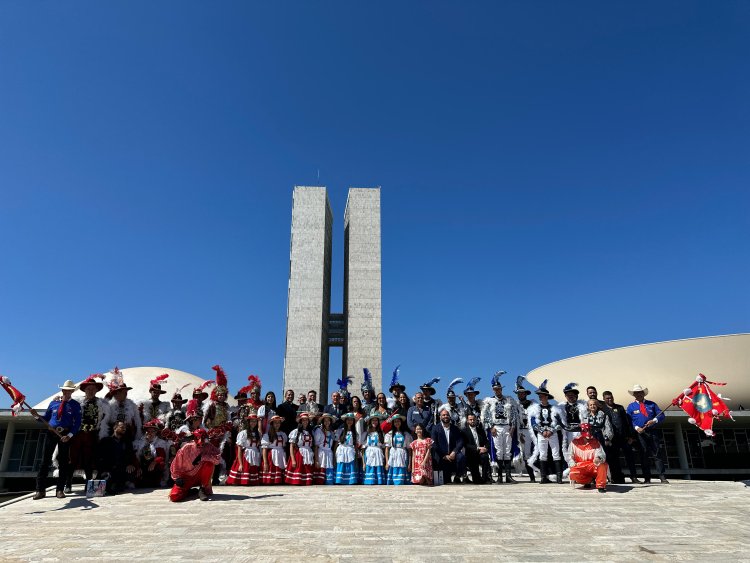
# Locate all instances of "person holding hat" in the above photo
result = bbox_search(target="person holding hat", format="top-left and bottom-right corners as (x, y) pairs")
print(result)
(313, 412), (337, 484)
(627, 384), (668, 484)
(387, 365), (407, 410)
(260, 415), (288, 485)
(385, 415), (412, 485)
(134, 418), (169, 488)
(480, 372), (521, 484)
(139, 374), (170, 425)
(166, 385), (189, 432)
(560, 382), (588, 453)
(169, 427), (223, 502)
(568, 422), (608, 493)
(361, 413), (387, 485)
(527, 380), (565, 484)
(286, 412), (315, 485)
(100, 369), (142, 442)
(227, 414), (262, 486)
(28, 379), (82, 500)
(335, 413), (360, 484)
(514, 376), (537, 483)
(66, 374), (109, 492)
(457, 378), (483, 430)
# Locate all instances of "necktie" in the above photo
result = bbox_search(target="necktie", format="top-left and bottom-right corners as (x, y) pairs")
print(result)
(57, 399), (66, 419)
(639, 402), (648, 418)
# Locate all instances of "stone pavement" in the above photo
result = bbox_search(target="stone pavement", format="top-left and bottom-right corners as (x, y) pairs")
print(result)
(0, 480), (747, 562)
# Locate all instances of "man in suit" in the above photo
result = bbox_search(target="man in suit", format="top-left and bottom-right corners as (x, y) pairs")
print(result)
(602, 390), (640, 484)
(298, 390), (324, 416)
(462, 413), (492, 484)
(324, 391), (346, 430)
(431, 405), (466, 484)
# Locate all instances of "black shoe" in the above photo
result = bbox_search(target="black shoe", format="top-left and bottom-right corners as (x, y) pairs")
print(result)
(660, 477), (670, 484)
(583, 483), (592, 489)
(554, 460), (564, 484)
(64, 485), (72, 494)
(597, 488), (607, 493)
(198, 488), (210, 501)
(462, 476), (472, 484)
(630, 476), (642, 484)
(643, 478), (651, 484)
(33, 491), (46, 500)
(452, 476), (462, 485)
(56, 490), (66, 499)
(525, 464), (536, 483)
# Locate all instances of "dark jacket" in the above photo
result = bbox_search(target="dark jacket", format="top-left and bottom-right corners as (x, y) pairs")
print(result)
(431, 422), (464, 459)
(461, 424), (489, 455)
(276, 401), (299, 436)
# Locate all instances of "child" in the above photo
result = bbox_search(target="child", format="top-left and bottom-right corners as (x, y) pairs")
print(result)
(260, 415), (287, 485)
(362, 414), (386, 485)
(313, 413), (337, 485)
(226, 414), (261, 485)
(286, 412), (315, 485)
(335, 413), (359, 485)
(385, 415), (412, 485)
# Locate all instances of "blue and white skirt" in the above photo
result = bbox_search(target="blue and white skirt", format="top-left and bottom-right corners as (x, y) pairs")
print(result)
(335, 461), (359, 485)
(363, 464), (386, 485)
(386, 466), (410, 485)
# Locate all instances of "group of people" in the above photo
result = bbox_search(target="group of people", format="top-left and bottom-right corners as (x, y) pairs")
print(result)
(28, 365), (669, 502)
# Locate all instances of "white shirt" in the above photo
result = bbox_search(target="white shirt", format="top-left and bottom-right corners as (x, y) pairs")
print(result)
(470, 425), (479, 445)
(442, 423), (451, 445)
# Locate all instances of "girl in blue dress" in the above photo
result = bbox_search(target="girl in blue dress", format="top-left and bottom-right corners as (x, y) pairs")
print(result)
(385, 415), (412, 485)
(362, 414), (386, 485)
(335, 413), (360, 484)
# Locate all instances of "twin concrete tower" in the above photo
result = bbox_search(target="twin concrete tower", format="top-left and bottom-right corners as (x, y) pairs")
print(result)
(283, 186), (382, 400)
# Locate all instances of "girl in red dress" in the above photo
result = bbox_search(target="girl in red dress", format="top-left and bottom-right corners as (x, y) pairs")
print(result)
(285, 412), (315, 485)
(410, 423), (434, 486)
(226, 414), (261, 485)
(260, 415), (287, 485)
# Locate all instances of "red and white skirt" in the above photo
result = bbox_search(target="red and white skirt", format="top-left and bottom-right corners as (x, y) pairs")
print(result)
(226, 457), (260, 486)
(261, 450), (285, 485)
(285, 449), (314, 485)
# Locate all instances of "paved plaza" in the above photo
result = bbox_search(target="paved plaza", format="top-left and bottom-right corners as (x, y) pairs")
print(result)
(0, 480), (747, 562)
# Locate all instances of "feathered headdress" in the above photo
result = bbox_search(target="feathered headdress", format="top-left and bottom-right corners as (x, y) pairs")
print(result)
(389, 365), (405, 391)
(563, 381), (579, 395)
(150, 373), (169, 390)
(247, 375), (261, 393)
(210, 365), (228, 400)
(193, 379), (214, 399)
(185, 399), (201, 419)
(420, 378), (440, 392)
(536, 378), (554, 399)
(337, 375), (353, 397)
(463, 377), (481, 395)
(515, 375), (529, 394)
(172, 383), (189, 401)
(491, 370), (507, 388)
(105, 366), (131, 398)
(79, 373), (105, 392)
(361, 368), (374, 393)
(446, 377), (464, 397)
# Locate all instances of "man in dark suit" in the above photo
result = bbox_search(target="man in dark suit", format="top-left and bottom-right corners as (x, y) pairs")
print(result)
(324, 391), (346, 430)
(462, 413), (492, 484)
(431, 406), (466, 484)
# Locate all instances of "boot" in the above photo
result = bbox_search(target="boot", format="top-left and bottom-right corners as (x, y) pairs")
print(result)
(525, 463), (536, 483)
(33, 490), (46, 500)
(539, 460), (551, 484)
(495, 467), (503, 484)
(554, 460), (563, 484)
(504, 461), (517, 484)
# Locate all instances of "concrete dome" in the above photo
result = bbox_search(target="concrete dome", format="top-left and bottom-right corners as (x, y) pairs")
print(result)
(33, 366), (238, 409)
(526, 334), (750, 408)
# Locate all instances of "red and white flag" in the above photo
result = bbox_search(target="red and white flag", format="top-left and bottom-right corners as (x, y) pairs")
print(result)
(0, 376), (27, 416)
(672, 374), (733, 436)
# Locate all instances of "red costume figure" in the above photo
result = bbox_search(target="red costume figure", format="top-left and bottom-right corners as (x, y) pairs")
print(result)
(169, 428), (222, 501)
(568, 423), (609, 493)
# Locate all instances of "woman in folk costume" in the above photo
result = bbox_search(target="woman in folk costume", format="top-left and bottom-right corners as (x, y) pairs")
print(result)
(335, 413), (360, 484)
(313, 412), (337, 485)
(285, 411), (315, 485)
(409, 423), (434, 486)
(226, 414), (262, 486)
(175, 399), (206, 449)
(257, 391), (277, 435)
(361, 413), (387, 485)
(260, 415), (287, 485)
(385, 415), (412, 485)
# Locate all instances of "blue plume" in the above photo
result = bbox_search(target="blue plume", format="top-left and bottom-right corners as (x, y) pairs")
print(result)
(446, 377), (464, 392)
(363, 368), (372, 384)
(337, 375), (353, 390)
(466, 377), (481, 389)
(539, 379), (548, 390)
(563, 381), (578, 392)
(492, 370), (506, 386)
(516, 376), (525, 388)
(423, 377), (440, 388)
(390, 365), (400, 388)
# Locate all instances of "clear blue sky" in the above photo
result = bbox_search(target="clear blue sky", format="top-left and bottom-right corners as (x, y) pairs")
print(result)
(1, 1), (748, 404)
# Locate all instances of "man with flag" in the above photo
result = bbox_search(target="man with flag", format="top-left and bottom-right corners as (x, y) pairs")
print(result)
(28, 379), (82, 499)
(626, 384), (668, 484)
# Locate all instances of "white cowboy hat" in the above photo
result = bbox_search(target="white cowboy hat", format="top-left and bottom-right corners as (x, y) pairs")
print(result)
(59, 380), (77, 391)
(627, 384), (649, 396)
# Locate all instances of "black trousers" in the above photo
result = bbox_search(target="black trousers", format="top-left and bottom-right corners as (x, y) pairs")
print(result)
(466, 451), (492, 483)
(36, 432), (70, 493)
(636, 431), (665, 479)
(604, 435), (638, 482)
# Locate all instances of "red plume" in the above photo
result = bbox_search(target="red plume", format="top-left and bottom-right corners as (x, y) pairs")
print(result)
(196, 380), (214, 392)
(212, 365), (227, 387)
(247, 375), (261, 390)
(237, 385), (253, 395)
(150, 373), (169, 386)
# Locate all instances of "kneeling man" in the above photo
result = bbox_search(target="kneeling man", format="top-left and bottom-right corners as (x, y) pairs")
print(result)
(568, 422), (608, 493)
